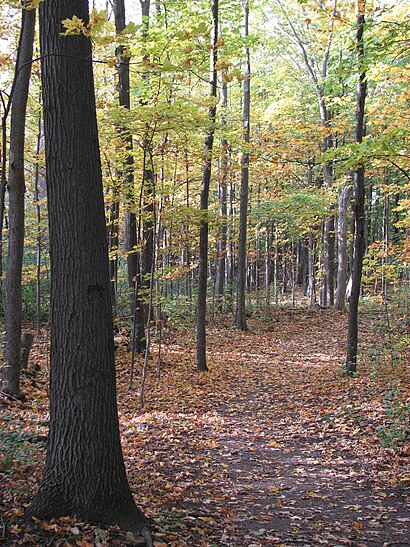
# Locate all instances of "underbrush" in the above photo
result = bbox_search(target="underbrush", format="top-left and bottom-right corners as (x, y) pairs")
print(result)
(361, 286), (410, 448)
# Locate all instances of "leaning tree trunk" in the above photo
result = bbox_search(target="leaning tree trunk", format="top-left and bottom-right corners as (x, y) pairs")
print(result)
(346, 0), (367, 375)
(2, 4), (36, 399)
(196, 0), (219, 371)
(26, 1), (149, 537)
(235, 0), (250, 331)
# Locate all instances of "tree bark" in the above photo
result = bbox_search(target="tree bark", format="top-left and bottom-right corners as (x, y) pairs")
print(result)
(34, 101), (44, 338)
(26, 1), (148, 535)
(112, 0), (141, 337)
(335, 184), (349, 311)
(2, 4), (36, 399)
(308, 232), (316, 308)
(265, 223), (272, 308)
(196, 0), (219, 371)
(133, 0), (154, 355)
(215, 82), (228, 312)
(346, 0), (367, 375)
(20, 332), (34, 370)
(235, 0), (250, 331)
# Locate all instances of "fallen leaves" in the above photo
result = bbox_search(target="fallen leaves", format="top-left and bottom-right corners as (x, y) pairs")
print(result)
(1, 309), (410, 545)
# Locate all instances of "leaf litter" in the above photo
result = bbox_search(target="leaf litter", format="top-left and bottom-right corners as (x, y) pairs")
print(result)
(1, 308), (410, 545)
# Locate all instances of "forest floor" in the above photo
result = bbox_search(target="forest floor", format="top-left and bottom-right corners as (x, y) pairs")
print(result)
(1, 306), (410, 546)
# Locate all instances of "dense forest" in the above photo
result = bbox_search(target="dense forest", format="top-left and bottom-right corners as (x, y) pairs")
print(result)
(1, 0), (409, 545)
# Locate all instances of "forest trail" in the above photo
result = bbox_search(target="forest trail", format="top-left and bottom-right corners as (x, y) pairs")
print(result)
(122, 308), (410, 546)
(1, 308), (410, 545)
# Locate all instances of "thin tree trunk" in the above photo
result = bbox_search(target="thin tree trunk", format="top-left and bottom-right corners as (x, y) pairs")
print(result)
(308, 232), (316, 308)
(346, 0), (367, 375)
(325, 216), (335, 306)
(132, 0), (154, 355)
(141, 148), (154, 334)
(273, 221), (278, 304)
(108, 191), (119, 315)
(335, 184), (349, 311)
(0, 95), (8, 295)
(265, 223), (271, 309)
(235, 0), (250, 331)
(382, 192), (388, 300)
(196, 0), (219, 371)
(226, 178), (235, 298)
(112, 0), (139, 324)
(2, 4), (36, 399)
(215, 82), (228, 312)
(35, 101), (44, 338)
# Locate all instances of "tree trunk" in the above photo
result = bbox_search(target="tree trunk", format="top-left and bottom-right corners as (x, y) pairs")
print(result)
(265, 223), (271, 308)
(20, 332), (34, 370)
(235, 0), (250, 331)
(132, 0), (154, 355)
(215, 82), (228, 312)
(34, 103), (44, 338)
(382, 192), (388, 300)
(140, 149), (154, 340)
(196, 0), (219, 371)
(112, 0), (139, 325)
(2, 4), (36, 399)
(346, 1), (367, 375)
(308, 232), (316, 308)
(335, 184), (350, 311)
(226, 178), (235, 300)
(325, 217), (335, 306)
(26, 1), (149, 536)
(322, 160), (335, 307)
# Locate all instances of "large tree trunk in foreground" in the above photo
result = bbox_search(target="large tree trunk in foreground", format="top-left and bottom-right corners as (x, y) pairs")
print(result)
(2, 4), (36, 399)
(26, 0), (149, 537)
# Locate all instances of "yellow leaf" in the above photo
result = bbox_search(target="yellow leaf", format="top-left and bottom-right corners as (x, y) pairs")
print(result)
(61, 15), (86, 36)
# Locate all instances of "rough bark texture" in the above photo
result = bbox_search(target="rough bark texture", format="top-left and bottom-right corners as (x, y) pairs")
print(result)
(196, 0), (218, 371)
(235, 0), (250, 331)
(346, 3), (367, 375)
(2, 5), (36, 399)
(26, 0), (147, 534)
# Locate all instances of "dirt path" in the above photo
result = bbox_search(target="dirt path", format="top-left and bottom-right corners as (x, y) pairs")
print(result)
(130, 309), (410, 546)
